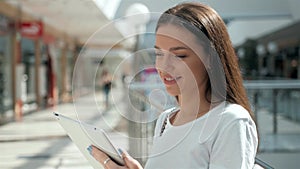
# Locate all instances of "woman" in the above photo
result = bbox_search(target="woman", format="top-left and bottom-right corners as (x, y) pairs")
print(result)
(101, 69), (112, 109)
(88, 2), (258, 169)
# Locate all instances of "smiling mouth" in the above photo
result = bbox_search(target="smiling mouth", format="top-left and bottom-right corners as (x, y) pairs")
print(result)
(165, 77), (179, 81)
(163, 76), (181, 85)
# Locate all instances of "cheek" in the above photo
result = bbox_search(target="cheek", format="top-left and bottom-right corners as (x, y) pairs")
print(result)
(155, 65), (164, 80)
(155, 58), (163, 71)
(155, 62), (162, 78)
(155, 58), (160, 69)
(157, 71), (163, 80)
(187, 61), (207, 81)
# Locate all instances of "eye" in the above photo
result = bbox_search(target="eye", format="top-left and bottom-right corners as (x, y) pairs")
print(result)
(155, 51), (164, 57)
(175, 55), (187, 59)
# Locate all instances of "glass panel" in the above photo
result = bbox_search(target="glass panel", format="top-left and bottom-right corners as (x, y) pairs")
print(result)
(21, 38), (36, 103)
(0, 35), (13, 113)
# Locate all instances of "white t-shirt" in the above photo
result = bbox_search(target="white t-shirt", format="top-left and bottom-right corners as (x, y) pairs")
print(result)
(144, 102), (258, 169)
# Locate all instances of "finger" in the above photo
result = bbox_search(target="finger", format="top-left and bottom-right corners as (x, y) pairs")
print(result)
(118, 148), (142, 169)
(90, 145), (109, 163)
(90, 145), (125, 169)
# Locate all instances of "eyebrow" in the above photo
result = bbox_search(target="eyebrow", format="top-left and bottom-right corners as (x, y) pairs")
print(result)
(154, 45), (189, 52)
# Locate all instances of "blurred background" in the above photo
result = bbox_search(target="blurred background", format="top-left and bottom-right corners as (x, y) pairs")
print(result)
(0, 0), (300, 168)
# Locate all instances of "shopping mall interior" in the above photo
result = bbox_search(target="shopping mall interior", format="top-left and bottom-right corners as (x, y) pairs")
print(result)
(0, 0), (300, 169)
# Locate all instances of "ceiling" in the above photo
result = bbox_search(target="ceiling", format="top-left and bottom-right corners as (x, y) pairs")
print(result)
(115, 0), (300, 46)
(3, 0), (300, 48)
(5, 0), (124, 48)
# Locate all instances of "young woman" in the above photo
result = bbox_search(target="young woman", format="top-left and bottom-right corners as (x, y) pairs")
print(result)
(88, 2), (258, 169)
(100, 69), (112, 109)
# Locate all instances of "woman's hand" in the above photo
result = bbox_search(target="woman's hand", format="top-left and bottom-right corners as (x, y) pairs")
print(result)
(87, 145), (143, 169)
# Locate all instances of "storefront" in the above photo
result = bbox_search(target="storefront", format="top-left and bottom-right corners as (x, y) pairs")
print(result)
(20, 38), (36, 105)
(0, 14), (13, 117)
(17, 21), (44, 112)
(0, 2), (79, 122)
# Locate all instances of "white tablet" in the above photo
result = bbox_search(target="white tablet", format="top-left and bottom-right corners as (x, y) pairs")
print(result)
(53, 112), (125, 167)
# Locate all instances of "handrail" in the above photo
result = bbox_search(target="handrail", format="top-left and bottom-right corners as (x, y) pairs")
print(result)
(255, 157), (274, 169)
(129, 80), (300, 134)
(244, 80), (300, 89)
(244, 80), (300, 134)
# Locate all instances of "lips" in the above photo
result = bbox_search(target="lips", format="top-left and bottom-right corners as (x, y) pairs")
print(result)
(162, 74), (181, 85)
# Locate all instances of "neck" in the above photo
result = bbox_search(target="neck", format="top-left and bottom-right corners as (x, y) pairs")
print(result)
(172, 92), (210, 126)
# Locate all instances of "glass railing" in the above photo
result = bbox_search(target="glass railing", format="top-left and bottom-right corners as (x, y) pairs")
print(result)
(125, 80), (300, 166)
(245, 80), (300, 134)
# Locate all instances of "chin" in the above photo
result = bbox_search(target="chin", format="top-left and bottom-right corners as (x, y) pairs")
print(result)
(166, 88), (180, 96)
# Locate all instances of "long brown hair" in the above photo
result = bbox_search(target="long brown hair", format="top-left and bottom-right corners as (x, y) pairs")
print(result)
(156, 2), (254, 121)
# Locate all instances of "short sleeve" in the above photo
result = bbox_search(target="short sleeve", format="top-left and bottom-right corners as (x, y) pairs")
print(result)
(209, 118), (258, 169)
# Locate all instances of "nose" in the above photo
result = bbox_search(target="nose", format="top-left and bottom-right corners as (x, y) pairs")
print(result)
(155, 53), (174, 73)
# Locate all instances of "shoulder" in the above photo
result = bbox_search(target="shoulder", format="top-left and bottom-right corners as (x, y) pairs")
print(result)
(208, 105), (258, 168)
(198, 102), (255, 143)
(212, 103), (257, 140)
(221, 103), (252, 123)
(215, 103), (255, 133)
(208, 103), (258, 164)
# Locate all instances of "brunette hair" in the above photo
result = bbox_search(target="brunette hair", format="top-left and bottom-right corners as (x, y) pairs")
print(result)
(156, 2), (254, 120)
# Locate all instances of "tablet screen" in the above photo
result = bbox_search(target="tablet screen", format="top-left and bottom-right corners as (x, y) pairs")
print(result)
(54, 112), (125, 167)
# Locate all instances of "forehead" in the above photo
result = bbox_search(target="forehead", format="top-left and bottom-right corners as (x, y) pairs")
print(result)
(156, 24), (195, 41)
(155, 24), (199, 49)
(156, 24), (208, 55)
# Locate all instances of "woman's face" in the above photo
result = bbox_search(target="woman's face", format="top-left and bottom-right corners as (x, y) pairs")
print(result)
(155, 24), (209, 97)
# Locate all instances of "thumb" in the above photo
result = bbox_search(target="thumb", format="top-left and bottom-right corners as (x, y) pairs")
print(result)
(118, 148), (143, 169)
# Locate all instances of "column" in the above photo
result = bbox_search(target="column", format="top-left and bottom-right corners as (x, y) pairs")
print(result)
(12, 5), (22, 121)
(60, 40), (67, 102)
(34, 39), (41, 108)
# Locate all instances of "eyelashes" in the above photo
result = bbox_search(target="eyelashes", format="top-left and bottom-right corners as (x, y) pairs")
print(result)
(155, 51), (187, 59)
(175, 55), (187, 58)
(155, 52), (164, 57)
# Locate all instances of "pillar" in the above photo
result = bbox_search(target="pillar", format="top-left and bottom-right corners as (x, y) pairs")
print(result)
(34, 39), (41, 108)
